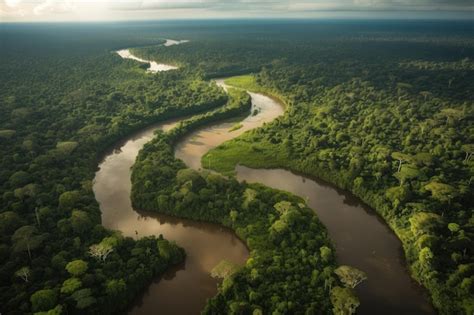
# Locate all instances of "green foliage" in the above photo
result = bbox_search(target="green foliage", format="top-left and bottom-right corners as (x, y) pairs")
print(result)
(424, 181), (458, 204)
(0, 211), (23, 235)
(210, 260), (240, 279)
(71, 288), (96, 310)
(105, 279), (126, 298)
(58, 191), (81, 211)
(65, 260), (88, 277)
(55, 141), (78, 155)
(0, 129), (16, 139)
(61, 278), (82, 294)
(320, 246), (333, 263)
(409, 212), (444, 238)
(70, 210), (93, 235)
(11, 225), (46, 258)
(334, 266), (367, 289)
(33, 305), (64, 315)
(30, 289), (57, 312)
(330, 286), (360, 315)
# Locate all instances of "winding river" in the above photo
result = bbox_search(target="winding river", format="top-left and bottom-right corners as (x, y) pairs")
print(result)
(94, 44), (434, 314)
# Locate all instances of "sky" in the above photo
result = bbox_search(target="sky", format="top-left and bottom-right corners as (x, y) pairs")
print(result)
(1, 0), (473, 22)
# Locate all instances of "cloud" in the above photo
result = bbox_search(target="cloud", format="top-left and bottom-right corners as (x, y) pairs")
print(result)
(1, 0), (472, 21)
(4, 0), (22, 8)
(33, 0), (75, 15)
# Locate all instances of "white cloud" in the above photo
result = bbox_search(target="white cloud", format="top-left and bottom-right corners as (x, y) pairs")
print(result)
(33, 0), (76, 15)
(1, 0), (472, 21)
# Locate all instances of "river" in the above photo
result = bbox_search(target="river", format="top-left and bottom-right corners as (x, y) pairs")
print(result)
(95, 45), (434, 314)
(116, 39), (187, 72)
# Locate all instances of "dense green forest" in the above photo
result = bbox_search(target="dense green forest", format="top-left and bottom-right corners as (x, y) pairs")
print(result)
(1, 20), (473, 314)
(0, 26), (228, 314)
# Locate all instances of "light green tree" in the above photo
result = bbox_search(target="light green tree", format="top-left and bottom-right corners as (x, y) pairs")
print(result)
(424, 181), (458, 205)
(61, 277), (82, 294)
(334, 265), (367, 289)
(65, 260), (88, 277)
(330, 286), (360, 315)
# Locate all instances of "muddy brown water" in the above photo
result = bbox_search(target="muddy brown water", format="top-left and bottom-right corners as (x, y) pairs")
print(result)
(97, 47), (434, 314)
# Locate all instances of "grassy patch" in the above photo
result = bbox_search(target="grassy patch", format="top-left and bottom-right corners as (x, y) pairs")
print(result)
(224, 75), (260, 91)
(202, 137), (288, 176)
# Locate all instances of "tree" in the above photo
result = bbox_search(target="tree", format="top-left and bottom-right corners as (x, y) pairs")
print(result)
(424, 181), (458, 205)
(211, 260), (240, 279)
(58, 190), (81, 210)
(34, 305), (63, 315)
(394, 165), (421, 186)
(320, 246), (332, 263)
(0, 129), (16, 139)
(61, 277), (82, 294)
(270, 219), (288, 234)
(157, 239), (182, 264)
(448, 223), (460, 234)
(30, 289), (57, 312)
(71, 288), (96, 309)
(461, 144), (474, 162)
(106, 279), (126, 298)
(0, 211), (23, 235)
(229, 210), (238, 222)
(242, 188), (257, 209)
(65, 260), (88, 277)
(414, 152), (434, 166)
(274, 200), (292, 214)
(330, 286), (360, 315)
(176, 169), (206, 192)
(391, 152), (412, 172)
(14, 183), (38, 200)
(418, 247), (434, 273)
(9, 170), (31, 187)
(334, 265), (367, 289)
(70, 210), (93, 234)
(15, 266), (30, 282)
(56, 141), (78, 155)
(89, 243), (113, 262)
(11, 225), (45, 260)
(409, 212), (444, 237)
(438, 108), (464, 124)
